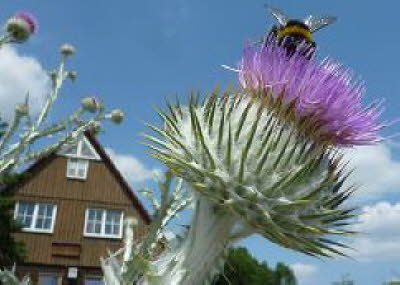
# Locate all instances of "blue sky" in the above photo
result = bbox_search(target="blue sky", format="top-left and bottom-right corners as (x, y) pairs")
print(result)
(2, 0), (400, 284)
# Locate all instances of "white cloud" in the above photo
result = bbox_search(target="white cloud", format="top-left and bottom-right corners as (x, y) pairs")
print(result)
(105, 148), (159, 184)
(344, 144), (400, 200)
(0, 46), (50, 120)
(290, 263), (318, 285)
(346, 201), (400, 262)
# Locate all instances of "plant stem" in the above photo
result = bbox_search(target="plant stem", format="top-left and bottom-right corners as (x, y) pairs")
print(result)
(146, 196), (235, 285)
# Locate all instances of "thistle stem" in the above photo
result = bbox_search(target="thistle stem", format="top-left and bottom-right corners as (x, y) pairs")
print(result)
(145, 196), (236, 285)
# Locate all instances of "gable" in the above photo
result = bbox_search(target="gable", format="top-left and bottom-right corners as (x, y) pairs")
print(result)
(11, 132), (150, 224)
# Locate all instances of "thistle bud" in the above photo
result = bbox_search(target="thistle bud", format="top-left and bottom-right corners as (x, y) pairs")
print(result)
(60, 43), (75, 57)
(110, 109), (124, 124)
(15, 103), (28, 116)
(5, 12), (37, 43)
(81, 97), (100, 113)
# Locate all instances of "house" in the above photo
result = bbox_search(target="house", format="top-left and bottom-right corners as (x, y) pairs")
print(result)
(9, 131), (151, 285)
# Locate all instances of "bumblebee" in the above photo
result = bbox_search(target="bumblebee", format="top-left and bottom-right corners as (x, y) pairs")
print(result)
(267, 7), (337, 58)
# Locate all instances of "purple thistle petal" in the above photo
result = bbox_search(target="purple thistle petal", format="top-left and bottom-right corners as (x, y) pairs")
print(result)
(14, 12), (38, 34)
(238, 39), (384, 146)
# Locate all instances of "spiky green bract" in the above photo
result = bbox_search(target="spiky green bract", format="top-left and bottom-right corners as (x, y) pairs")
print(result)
(145, 89), (355, 258)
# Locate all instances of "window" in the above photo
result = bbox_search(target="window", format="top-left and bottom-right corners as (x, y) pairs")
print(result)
(15, 202), (57, 233)
(84, 209), (123, 239)
(38, 273), (61, 285)
(66, 158), (89, 179)
(59, 137), (100, 160)
(85, 277), (104, 285)
(61, 137), (99, 180)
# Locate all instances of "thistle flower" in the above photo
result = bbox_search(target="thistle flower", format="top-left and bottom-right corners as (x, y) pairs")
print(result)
(238, 39), (383, 146)
(145, 91), (355, 259)
(5, 12), (37, 43)
(60, 43), (76, 57)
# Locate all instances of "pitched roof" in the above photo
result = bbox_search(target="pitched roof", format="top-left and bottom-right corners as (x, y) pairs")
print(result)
(84, 131), (151, 224)
(9, 130), (151, 224)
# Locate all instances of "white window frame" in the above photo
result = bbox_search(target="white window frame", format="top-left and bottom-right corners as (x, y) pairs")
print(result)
(83, 208), (124, 239)
(66, 158), (89, 180)
(14, 202), (57, 234)
(60, 137), (100, 160)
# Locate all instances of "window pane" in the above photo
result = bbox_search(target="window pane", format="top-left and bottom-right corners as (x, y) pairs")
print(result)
(86, 209), (103, 234)
(44, 218), (52, 229)
(86, 221), (94, 233)
(77, 168), (86, 178)
(38, 274), (59, 285)
(35, 204), (54, 230)
(105, 210), (121, 236)
(85, 278), (104, 285)
(67, 167), (76, 177)
(36, 217), (44, 228)
(77, 160), (88, 178)
(88, 210), (95, 220)
(16, 202), (35, 228)
(94, 222), (101, 233)
(81, 141), (95, 158)
(105, 224), (111, 234)
(62, 142), (78, 156)
(112, 225), (119, 235)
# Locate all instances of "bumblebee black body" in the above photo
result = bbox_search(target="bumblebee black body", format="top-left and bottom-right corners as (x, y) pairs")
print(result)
(265, 8), (337, 59)
(268, 20), (316, 59)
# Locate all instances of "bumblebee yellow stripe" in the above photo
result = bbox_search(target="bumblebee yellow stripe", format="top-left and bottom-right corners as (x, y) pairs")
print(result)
(277, 26), (313, 41)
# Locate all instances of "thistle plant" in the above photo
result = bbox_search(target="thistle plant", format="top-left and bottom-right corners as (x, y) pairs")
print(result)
(101, 171), (192, 284)
(100, 34), (384, 284)
(0, 266), (30, 285)
(0, 11), (124, 281)
(0, 15), (124, 177)
(0, 8), (385, 285)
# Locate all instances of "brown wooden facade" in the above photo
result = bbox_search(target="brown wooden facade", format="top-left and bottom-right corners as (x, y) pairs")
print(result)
(9, 132), (150, 285)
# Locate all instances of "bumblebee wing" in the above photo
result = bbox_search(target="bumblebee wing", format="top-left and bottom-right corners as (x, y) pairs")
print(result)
(305, 15), (337, 33)
(268, 7), (290, 26)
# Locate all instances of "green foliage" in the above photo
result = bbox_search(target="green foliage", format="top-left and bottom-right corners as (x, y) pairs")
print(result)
(0, 119), (27, 265)
(213, 247), (296, 285)
(0, 172), (27, 266)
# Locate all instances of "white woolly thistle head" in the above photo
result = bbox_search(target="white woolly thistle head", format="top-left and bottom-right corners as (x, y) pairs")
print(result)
(145, 88), (356, 258)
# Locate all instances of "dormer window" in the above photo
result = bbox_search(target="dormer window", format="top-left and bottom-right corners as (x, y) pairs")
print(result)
(59, 136), (100, 180)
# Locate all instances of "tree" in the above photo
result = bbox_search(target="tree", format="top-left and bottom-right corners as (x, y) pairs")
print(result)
(213, 247), (296, 285)
(0, 173), (27, 265)
(0, 117), (26, 265)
